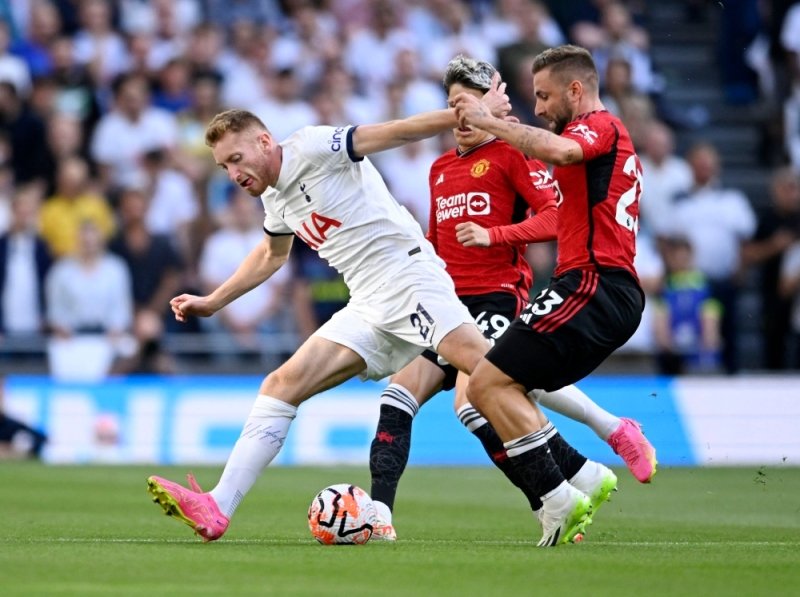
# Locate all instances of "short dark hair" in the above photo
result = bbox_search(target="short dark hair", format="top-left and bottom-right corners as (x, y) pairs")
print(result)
(532, 44), (598, 91)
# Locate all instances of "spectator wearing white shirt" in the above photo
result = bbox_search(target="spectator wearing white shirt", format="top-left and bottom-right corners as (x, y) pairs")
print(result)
(248, 67), (319, 143)
(343, 0), (417, 92)
(669, 142), (757, 373)
(638, 121), (693, 240)
(71, 0), (129, 87)
(45, 219), (135, 379)
(140, 148), (200, 267)
(90, 72), (178, 192)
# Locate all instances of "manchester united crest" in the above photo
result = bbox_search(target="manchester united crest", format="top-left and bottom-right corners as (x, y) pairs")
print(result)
(470, 159), (490, 178)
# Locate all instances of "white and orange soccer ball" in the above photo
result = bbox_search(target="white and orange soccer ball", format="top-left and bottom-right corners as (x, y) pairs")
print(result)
(307, 484), (377, 545)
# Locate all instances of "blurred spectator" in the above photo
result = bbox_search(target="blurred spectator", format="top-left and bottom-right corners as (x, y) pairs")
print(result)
(0, 18), (32, 98)
(183, 22), (226, 81)
(779, 237), (800, 366)
(290, 240), (349, 341)
(422, 0), (496, 81)
(599, 55), (656, 146)
(653, 235), (722, 375)
(494, 0), (554, 98)
(39, 155), (115, 258)
(198, 189), (293, 361)
(203, 0), (283, 30)
(72, 0), (128, 88)
(173, 69), (228, 240)
(218, 20), (271, 109)
(638, 120), (693, 240)
(90, 72), (178, 192)
(0, 80), (49, 185)
(139, 147), (199, 265)
(45, 219), (135, 380)
(0, 381), (47, 460)
(621, 233), (664, 357)
(308, 59), (378, 127)
(742, 166), (800, 369)
(785, 83), (800, 171)
(717, 0), (760, 105)
(0, 184), (52, 339)
(10, 0), (62, 79)
(249, 67), (318, 143)
(119, 0), (201, 71)
(482, 0), (564, 50)
(269, 2), (341, 92)
(152, 57), (193, 114)
(0, 133), (13, 231)
(343, 0), (416, 92)
(48, 35), (102, 140)
(573, 1), (658, 96)
(668, 142), (757, 373)
(109, 186), (182, 374)
(42, 111), (89, 194)
(388, 47), (447, 117)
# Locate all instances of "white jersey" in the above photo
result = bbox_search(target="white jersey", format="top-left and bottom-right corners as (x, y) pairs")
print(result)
(261, 125), (441, 298)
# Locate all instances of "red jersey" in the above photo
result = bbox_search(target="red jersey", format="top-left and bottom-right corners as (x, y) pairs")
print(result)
(553, 110), (642, 279)
(427, 138), (558, 297)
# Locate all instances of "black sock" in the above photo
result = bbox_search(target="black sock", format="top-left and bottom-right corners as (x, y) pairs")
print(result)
(543, 423), (587, 481)
(506, 435), (565, 500)
(369, 404), (413, 511)
(470, 421), (543, 511)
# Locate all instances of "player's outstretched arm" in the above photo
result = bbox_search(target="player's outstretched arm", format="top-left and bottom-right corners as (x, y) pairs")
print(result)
(170, 234), (293, 323)
(453, 93), (583, 166)
(351, 73), (510, 158)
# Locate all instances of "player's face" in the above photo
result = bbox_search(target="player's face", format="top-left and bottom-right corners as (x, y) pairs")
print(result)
(533, 68), (573, 135)
(448, 83), (494, 151)
(212, 128), (277, 196)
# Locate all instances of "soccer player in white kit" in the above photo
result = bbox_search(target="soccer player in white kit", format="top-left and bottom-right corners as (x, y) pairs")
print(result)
(146, 78), (589, 547)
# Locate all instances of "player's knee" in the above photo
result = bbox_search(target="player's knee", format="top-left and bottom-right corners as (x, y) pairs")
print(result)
(260, 365), (302, 401)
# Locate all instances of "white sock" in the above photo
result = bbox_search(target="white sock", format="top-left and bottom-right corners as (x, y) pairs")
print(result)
(531, 385), (620, 440)
(373, 500), (393, 524)
(455, 403), (488, 432)
(380, 383), (419, 418)
(210, 395), (297, 518)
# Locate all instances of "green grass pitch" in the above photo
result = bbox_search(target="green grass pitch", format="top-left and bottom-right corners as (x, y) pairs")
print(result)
(1, 463), (799, 596)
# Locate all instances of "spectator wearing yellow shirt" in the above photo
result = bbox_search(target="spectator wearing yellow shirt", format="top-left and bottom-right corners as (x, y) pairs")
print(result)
(39, 155), (115, 257)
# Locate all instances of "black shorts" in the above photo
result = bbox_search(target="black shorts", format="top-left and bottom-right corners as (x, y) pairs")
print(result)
(422, 292), (524, 391)
(486, 268), (644, 392)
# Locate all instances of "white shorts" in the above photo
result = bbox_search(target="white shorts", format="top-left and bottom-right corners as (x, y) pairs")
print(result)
(314, 257), (474, 380)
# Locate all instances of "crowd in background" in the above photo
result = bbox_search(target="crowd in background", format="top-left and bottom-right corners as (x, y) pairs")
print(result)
(0, 0), (799, 382)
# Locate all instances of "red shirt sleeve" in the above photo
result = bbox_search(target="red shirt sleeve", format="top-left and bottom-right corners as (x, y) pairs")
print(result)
(487, 156), (558, 246)
(563, 115), (616, 161)
(488, 205), (557, 245)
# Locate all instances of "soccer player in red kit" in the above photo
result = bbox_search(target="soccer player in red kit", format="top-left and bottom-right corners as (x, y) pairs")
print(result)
(454, 45), (656, 546)
(369, 55), (655, 543)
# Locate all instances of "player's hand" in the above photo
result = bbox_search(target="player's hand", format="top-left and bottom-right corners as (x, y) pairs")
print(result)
(481, 71), (510, 118)
(455, 222), (491, 247)
(169, 294), (216, 322)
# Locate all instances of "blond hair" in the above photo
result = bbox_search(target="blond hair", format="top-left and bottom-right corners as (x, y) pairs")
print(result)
(532, 44), (599, 92)
(204, 109), (268, 147)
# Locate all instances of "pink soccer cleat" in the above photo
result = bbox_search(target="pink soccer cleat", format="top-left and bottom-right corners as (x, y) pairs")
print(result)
(607, 418), (658, 483)
(147, 473), (229, 542)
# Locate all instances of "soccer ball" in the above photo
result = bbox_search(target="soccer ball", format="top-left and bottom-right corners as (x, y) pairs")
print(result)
(307, 483), (377, 545)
